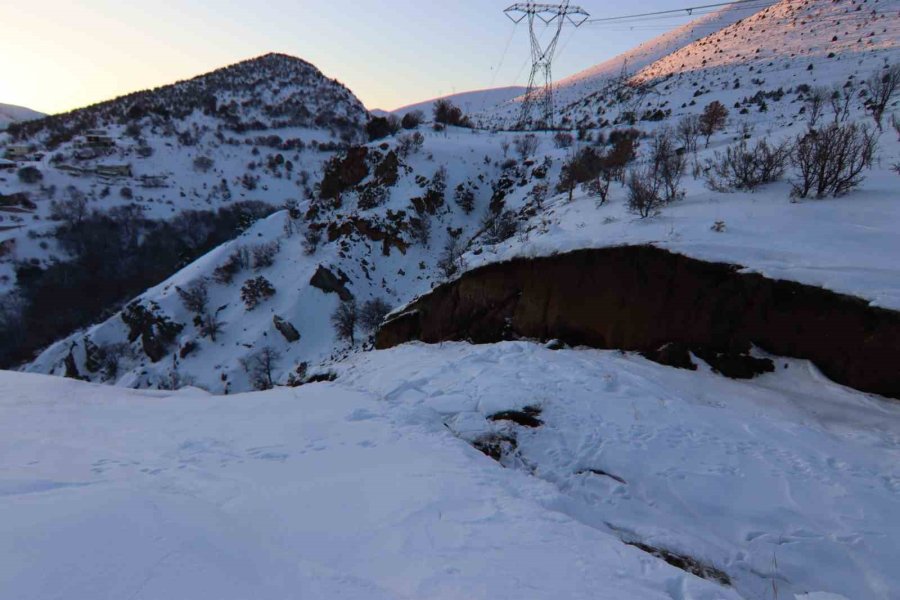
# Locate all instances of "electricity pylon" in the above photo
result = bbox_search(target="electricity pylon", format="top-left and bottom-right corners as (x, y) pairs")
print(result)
(505, 2), (589, 129)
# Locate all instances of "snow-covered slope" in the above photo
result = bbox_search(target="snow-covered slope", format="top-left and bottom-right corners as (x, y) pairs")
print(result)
(0, 53), (369, 366)
(480, 0), (782, 126)
(386, 86), (528, 118)
(0, 103), (44, 130)
(3, 341), (899, 599)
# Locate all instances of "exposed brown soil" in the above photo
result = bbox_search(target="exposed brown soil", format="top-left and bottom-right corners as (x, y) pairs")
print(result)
(377, 245), (900, 399)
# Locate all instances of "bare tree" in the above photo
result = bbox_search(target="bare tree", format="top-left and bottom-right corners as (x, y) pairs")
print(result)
(437, 234), (466, 279)
(198, 312), (225, 342)
(648, 128), (686, 203)
(804, 86), (828, 128)
(359, 298), (392, 333)
(699, 101), (729, 147)
(241, 346), (281, 391)
(829, 86), (853, 124)
(331, 300), (358, 345)
(865, 64), (900, 131)
(676, 115), (701, 154)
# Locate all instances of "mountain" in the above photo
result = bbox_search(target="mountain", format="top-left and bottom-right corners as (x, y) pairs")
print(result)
(0, 53), (369, 368)
(0, 103), (45, 130)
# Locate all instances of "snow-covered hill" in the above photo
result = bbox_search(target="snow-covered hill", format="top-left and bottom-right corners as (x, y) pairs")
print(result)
(0, 53), (368, 367)
(385, 86), (528, 118)
(3, 341), (899, 599)
(0, 103), (44, 130)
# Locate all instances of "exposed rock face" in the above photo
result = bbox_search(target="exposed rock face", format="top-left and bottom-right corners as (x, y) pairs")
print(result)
(273, 316), (301, 343)
(377, 246), (900, 399)
(309, 265), (354, 301)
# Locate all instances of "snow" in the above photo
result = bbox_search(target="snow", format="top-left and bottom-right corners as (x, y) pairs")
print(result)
(384, 86), (528, 118)
(0, 103), (44, 130)
(4, 340), (899, 599)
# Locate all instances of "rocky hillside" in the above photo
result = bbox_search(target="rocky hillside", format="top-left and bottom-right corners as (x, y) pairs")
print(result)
(0, 53), (368, 368)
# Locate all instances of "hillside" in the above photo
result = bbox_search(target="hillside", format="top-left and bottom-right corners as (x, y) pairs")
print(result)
(0, 53), (368, 368)
(386, 86), (528, 118)
(4, 2), (900, 599)
(0, 103), (45, 131)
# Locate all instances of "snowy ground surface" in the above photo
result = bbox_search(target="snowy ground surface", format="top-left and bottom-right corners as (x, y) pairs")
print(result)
(4, 341), (899, 600)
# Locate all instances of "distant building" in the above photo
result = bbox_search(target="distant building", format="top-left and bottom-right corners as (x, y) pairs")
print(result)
(0, 158), (16, 170)
(78, 130), (116, 149)
(95, 164), (132, 178)
(3, 145), (33, 161)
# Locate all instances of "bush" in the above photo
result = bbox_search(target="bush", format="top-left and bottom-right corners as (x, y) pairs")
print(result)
(437, 235), (465, 279)
(251, 241), (280, 270)
(367, 115), (400, 141)
(359, 297), (392, 333)
(481, 209), (518, 244)
(331, 300), (358, 345)
(553, 131), (575, 149)
(397, 131), (424, 156)
(433, 99), (471, 128)
(513, 134), (540, 159)
(17, 166), (42, 184)
(193, 156), (215, 173)
(175, 279), (209, 315)
(454, 183), (476, 214)
(213, 247), (249, 284)
(401, 111), (424, 130)
(704, 138), (791, 192)
(626, 167), (664, 218)
(240, 276), (276, 310)
(791, 122), (877, 199)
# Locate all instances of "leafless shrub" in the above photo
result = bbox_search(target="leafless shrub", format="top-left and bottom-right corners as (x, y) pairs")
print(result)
(704, 138), (792, 192)
(197, 312), (225, 342)
(212, 247), (250, 284)
(626, 166), (664, 218)
(648, 128), (686, 203)
(513, 134), (540, 159)
(397, 132), (424, 157)
(829, 86), (853, 124)
(303, 226), (322, 255)
(791, 122), (878, 199)
(865, 63), (900, 131)
(553, 131), (575, 149)
(804, 86), (828, 128)
(251, 241), (280, 270)
(175, 279), (209, 315)
(240, 276), (276, 310)
(481, 209), (518, 244)
(437, 234), (466, 279)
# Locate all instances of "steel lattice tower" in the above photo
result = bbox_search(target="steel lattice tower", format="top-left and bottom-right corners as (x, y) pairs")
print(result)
(505, 2), (589, 129)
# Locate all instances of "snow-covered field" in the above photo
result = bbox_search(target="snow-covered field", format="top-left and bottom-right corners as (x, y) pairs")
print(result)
(3, 341), (898, 599)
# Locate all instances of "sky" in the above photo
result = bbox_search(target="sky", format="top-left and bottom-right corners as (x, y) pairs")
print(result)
(0, 0), (705, 115)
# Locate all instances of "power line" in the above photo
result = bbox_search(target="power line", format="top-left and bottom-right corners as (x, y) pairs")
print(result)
(585, 0), (778, 24)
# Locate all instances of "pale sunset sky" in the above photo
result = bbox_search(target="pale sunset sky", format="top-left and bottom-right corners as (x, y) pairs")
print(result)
(1, 1), (708, 115)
